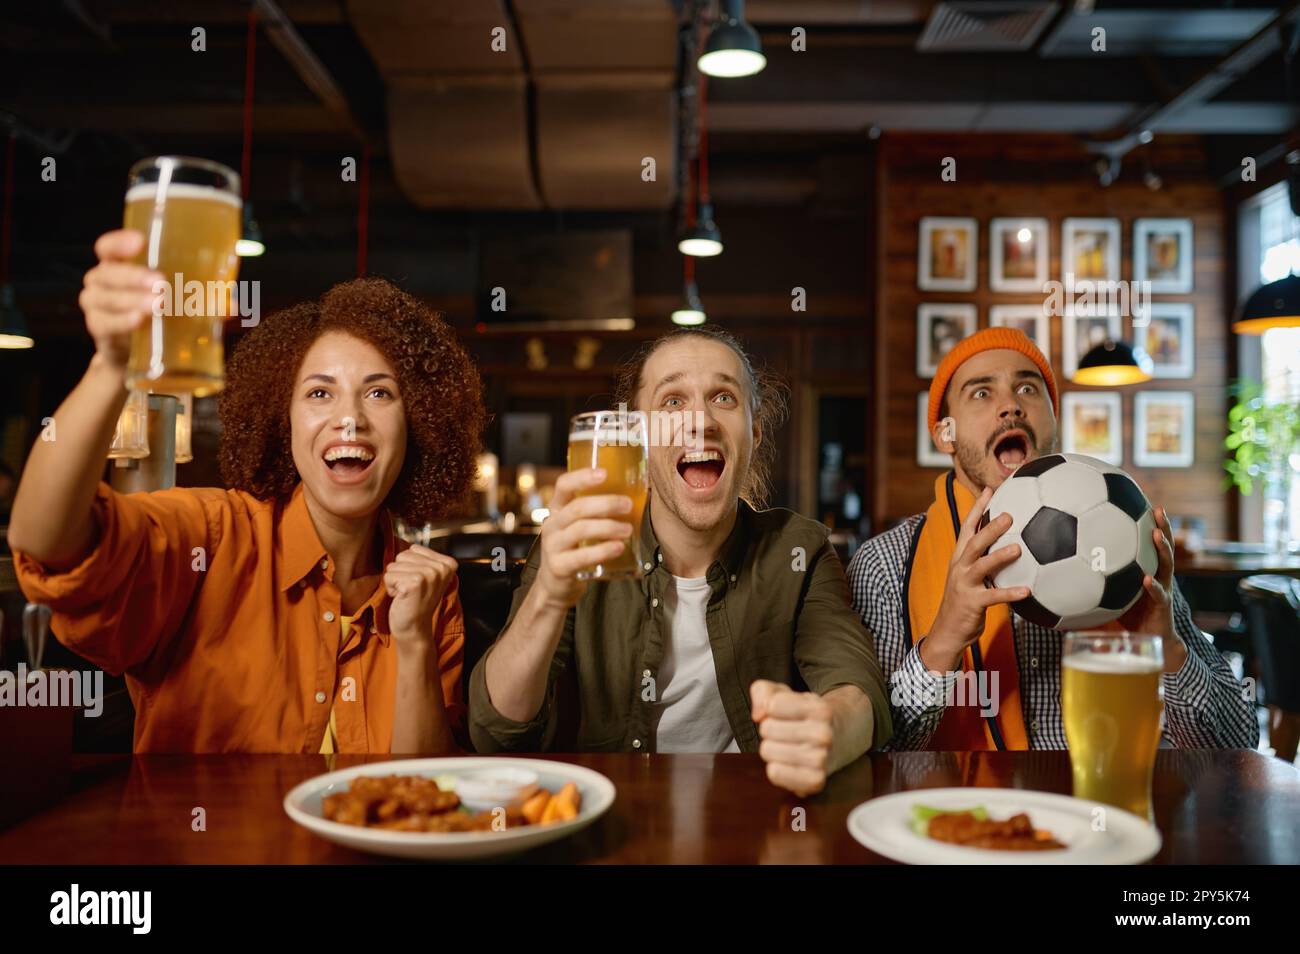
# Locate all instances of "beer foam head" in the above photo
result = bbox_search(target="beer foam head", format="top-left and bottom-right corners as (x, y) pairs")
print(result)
(1063, 651), (1162, 675)
(126, 182), (242, 206)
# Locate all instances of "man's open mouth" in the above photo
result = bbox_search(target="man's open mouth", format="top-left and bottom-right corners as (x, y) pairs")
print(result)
(676, 448), (726, 491)
(991, 430), (1030, 473)
(322, 443), (376, 481)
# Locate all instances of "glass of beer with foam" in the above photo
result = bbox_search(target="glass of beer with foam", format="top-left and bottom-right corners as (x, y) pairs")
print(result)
(1062, 632), (1164, 820)
(567, 410), (649, 580)
(123, 156), (242, 397)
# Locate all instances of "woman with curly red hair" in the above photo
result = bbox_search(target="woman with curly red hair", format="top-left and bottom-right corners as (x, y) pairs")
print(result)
(7, 230), (486, 754)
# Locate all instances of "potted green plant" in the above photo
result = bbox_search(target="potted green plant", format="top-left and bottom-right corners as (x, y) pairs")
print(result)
(1224, 378), (1300, 553)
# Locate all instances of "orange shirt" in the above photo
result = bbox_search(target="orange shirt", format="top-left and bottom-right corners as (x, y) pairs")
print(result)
(13, 481), (464, 753)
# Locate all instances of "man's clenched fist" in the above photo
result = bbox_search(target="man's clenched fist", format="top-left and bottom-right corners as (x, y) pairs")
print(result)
(751, 679), (836, 797)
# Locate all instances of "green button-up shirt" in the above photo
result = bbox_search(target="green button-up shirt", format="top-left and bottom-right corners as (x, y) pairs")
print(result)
(468, 500), (893, 754)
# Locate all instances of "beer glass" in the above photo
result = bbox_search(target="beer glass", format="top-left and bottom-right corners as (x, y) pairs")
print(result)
(123, 156), (242, 397)
(567, 410), (649, 580)
(1062, 631), (1164, 819)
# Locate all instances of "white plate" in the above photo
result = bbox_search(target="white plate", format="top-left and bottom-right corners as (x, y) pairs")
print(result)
(284, 757), (616, 860)
(846, 787), (1161, 865)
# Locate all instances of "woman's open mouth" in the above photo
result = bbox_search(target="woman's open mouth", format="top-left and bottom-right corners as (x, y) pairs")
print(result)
(322, 443), (376, 485)
(676, 448), (726, 493)
(991, 430), (1031, 476)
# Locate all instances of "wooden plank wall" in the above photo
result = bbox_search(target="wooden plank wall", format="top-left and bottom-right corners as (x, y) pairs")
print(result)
(873, 134), (1232, 538)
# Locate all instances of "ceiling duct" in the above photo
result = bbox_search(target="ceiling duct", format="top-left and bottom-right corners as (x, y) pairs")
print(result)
(388, 75), (540, 208)
(917, 1), (1057, 52)
(347, 0), (540, 208)
(348, 0), (678, 210)
(516, 0), (678, 209)
(533, 72), (677, 209)
(747, 0), (934, 25)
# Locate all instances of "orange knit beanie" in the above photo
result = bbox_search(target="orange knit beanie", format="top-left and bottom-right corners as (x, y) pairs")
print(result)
(927, 326), (1059, 431)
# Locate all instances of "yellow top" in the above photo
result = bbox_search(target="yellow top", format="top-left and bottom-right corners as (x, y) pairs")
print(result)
(318, 615), (353, 755)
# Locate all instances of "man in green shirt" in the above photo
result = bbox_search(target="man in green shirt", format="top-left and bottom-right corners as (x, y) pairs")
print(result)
(469, 329), (891, 795)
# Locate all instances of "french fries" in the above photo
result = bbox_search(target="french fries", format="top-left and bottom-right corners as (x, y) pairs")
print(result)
(520, 787), (551, 825)
(521, 781), (581, 826)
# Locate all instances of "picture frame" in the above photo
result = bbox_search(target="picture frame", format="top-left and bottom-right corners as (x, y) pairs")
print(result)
(1138, 302), (1195, 379)
(1061, 391), (1123, 466)
(989, 304), (1051, 358)
(1133, 217), (1193, 293)
(500, 412), (552, 468)
(916, 393), (951, 468)
(989, 217), (1049, 292)
(1062, 306), (1122, 380)
(918, 217), (978, 292)
(916, 302), (977, 378)
(1061, 217), (1121, 284)
(1134, 391), (1195, 468)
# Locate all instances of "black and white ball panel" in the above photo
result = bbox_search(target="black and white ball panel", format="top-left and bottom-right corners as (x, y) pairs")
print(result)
(982, 453), (1158, 631)
(1021, 507), (1077, 565)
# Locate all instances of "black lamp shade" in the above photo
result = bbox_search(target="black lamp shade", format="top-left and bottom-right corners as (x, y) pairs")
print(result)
(671, 280), (706, 326)
(677, 203), (723, 257)
(0, 283), (33, 349)
(1234, 273), (1300, 334)
(1073, 338), (1152, 385)
(236, 203), (265, 257)
(698, 18), (766, 78)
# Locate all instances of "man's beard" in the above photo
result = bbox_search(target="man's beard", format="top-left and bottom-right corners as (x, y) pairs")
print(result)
(953, 422), (1056, 492)
(648, 446), (746, 532)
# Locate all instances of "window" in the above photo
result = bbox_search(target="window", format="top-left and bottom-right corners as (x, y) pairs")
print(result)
(1241, 182), (1300, 543)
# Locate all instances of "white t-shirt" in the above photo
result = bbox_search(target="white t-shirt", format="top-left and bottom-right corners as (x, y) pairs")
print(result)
(652, 575), (741, 753)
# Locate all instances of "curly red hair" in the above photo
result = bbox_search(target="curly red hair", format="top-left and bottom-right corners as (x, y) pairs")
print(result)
(218, 277), (485, 524)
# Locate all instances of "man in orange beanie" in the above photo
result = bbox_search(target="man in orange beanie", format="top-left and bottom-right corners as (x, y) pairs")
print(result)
(845, 327), (1257, 752)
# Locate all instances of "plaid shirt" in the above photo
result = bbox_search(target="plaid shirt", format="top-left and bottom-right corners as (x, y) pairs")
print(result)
(847, 514), (1260, 751)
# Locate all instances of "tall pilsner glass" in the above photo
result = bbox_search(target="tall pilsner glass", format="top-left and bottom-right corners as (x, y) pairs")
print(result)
(123, 156), (241, 397)
(1062, 631), (1164, 820)
(566, 410), (649, 580)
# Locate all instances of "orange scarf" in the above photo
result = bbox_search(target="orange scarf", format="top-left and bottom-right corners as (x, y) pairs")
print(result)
(904, 473), (1029, 751)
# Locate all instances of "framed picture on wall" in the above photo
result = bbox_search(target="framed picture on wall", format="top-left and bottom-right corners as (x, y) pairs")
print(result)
(1062, 391), (1123, 465)
(1133, 218), (1193, 293)
(918, 217), (978, 291)
(1062, 217), (1121, 283)
(916, 393), (951, 468)
(500, 412), (552, 468)
(989, 304), (1051, 357)
(989, 217), (1048, 292)
(1134, 391), (1195, 467)
(916, 302), (977, 378)
(1139, 302), (1195, 378)
(1062, 306), (1122, 379)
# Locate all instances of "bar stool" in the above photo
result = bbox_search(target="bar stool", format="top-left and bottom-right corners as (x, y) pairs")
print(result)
(1238, 575), (1300, 761)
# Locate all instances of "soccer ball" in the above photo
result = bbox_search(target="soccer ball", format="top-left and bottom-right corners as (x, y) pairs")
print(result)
(979, 453), (1158, 631)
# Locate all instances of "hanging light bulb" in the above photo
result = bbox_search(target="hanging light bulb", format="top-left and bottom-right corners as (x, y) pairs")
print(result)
(0, 284), (33, 349)
(698, 0), (766, 78)
(0, 136), (32, 349)
(236, 203), (265, 257)
(1235, 274), (1300, 333)
(1072, 339), (1153, 385)
(671, 281), (707, 326)
(678, 72), (723, 257)
(678, 203), (723, 257)
(1235, 172), (1300, 333)
(235, 9), (264, 258)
